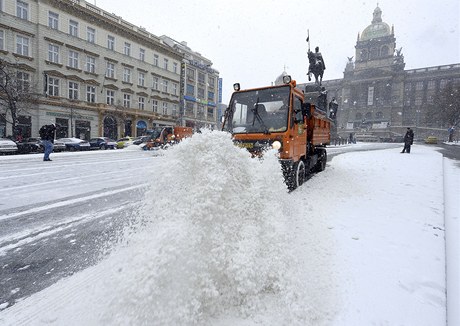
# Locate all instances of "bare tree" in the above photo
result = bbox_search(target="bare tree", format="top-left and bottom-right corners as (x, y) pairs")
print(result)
(0, 59), (38, 139)
(426, 81), (460, 129)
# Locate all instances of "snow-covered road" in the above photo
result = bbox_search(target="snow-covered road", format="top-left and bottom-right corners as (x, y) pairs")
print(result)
(0, 132), (458, 325)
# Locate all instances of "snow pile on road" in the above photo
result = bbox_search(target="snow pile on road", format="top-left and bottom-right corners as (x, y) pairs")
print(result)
(97, 129), (337, 325)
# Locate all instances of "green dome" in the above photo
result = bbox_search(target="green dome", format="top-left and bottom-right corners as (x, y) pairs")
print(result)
(360, 6), (391, 41)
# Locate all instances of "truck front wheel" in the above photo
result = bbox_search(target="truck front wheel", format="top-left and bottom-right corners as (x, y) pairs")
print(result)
(289, 160), (306, 190)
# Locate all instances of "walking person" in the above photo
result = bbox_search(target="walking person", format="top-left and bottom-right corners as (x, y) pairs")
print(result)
(39, 123), (57, 161)
(401, 127), (414, 153)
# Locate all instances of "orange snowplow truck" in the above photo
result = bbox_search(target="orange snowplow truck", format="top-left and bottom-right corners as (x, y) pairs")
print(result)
(222, 75), (331, 190)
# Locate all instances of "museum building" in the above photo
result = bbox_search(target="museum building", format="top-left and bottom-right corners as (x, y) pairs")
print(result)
(301, 6), (460, 141)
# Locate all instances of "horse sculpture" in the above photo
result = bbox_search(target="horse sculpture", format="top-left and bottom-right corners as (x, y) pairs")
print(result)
(307, 50), (324, 86)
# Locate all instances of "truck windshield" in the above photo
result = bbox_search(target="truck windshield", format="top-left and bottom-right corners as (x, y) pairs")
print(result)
(226, 86), (290, 134)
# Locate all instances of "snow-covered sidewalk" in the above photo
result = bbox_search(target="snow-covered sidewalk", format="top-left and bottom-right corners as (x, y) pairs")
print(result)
(0, 133), (457, 325)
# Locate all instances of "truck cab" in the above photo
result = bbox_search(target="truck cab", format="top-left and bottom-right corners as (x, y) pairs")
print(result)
(222, 76), (331, 190)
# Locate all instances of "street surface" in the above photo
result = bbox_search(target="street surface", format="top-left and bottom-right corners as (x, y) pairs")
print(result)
(0, 142), (457, 311)
(0, 149), (152, 310)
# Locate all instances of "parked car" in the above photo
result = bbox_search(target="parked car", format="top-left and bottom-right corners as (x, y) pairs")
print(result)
(16, 137), (42, 154)
(52, 139), (66, 152)
(16, 137), (66, 154)
(0, 138), (18, 154)
(424, 136), (438, 144)
(132, 135), (152, 145)
(116, 136), (135, 149)
(89, 137), (117, 150)
(57, 138), (91, 151)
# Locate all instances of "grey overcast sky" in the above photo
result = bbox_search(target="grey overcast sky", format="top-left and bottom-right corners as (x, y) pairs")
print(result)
(94, 0), (459, 103)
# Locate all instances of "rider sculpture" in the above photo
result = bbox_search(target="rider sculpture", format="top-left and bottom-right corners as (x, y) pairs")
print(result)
(308, 46), (326, 85)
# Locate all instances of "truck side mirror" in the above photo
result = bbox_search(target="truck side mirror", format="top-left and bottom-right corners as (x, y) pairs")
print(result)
(302, 103), (311, 118)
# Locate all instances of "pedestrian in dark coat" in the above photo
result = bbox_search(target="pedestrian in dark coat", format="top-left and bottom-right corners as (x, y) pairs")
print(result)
(39, 124), (56, 161)
(401, 127), (414, 153)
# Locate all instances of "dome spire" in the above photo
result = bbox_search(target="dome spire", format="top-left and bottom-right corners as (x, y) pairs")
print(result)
(372, 4), (383, 23)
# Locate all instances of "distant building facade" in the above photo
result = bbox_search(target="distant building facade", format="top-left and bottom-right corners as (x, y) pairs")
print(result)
(160, 36), (220, 130)
(300, 6), (460, 140)
(0, 0), (219, 139)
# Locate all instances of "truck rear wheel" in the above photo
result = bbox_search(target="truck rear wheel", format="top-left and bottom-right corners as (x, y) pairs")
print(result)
(315, 150), (327, 172)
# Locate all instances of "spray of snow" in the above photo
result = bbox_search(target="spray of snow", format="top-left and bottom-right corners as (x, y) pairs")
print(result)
(90, 129), (337, 325)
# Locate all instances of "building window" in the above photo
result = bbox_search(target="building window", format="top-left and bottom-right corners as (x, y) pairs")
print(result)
(198, 72), (205, 84)
(173, 62), (178, 74)
(197, 87), (205, 99)
(17, 72), (30, 91)
(415, 81), (424, 91)
(0, 30), (4, 51)
(152, 100), (158, 112)
(186, 84), (194, 96)
(106, 62), (115, 78)
(16, 0), (28, 20)
(172, 83), (178, 96)
(139, 48), (145, 61)
(440, 79), (448, 89)
(208, 77), (215, 87)
(123, 68), (131, 83)
(152, 76), (158, 90)
(367, 86), (374, 106)
(106, 90), (115, 105)
(172, 104), (178, 116)
(107, 35), (115, 50)
(86, 85), (96, 102)
(48, 77), (59, 96)
(208, 91), (214, 101)
(123, 94), (131, 107)
(207, 108), (214, 119)
(163, 58), (169, 70)
(48, 44), (60, 63)
(162, 79), (168, 93)
(153, 54), (158, 66)
(48, 11), (59, 29)
(355, 112), (362, 120)
(375, 111), (383, 119)
(16, 35), (29, 56)
(68, 50), (79, 69)
(87, 27), (95, 43)
(427, 80), (436, 90)
(138, 72), (145, 86)
(124, 42), (131, 56)
(162, 102), (168, 115)
(381, 45), (389, 56)
(85, 56), (96, 73)
(138, 97), (145, 110)
(69, 20), (78, 37)
(187, 68), (195, 80)
(68, 81), (79, 100)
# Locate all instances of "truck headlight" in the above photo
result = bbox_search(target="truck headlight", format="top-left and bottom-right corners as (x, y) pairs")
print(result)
(272, 141), (281, 150)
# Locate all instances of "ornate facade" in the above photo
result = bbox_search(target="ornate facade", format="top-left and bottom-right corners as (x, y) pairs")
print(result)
(301, 6), (460, 141)
(0, 0), (219, 140)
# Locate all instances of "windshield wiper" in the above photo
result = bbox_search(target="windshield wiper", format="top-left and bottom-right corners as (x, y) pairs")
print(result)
(252, 97), (270, 134)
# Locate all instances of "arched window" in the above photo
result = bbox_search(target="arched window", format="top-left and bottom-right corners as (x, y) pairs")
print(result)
(365, 112), (372, 120)
(376, 111), (384, 119)
(381, 46), (389, 56)
(360, 50), (368, 60)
